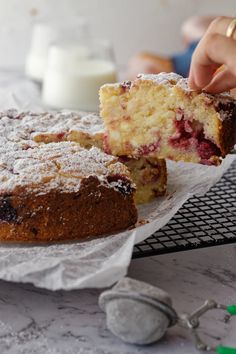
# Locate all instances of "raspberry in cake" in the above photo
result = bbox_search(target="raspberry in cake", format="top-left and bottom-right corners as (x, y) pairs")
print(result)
(0, 141), (137, 242)
(99, 72), (236, 165)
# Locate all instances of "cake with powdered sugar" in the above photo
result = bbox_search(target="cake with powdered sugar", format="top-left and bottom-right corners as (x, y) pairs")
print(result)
(99, 72), (236, 165)
(0, 110), (104, 148)
(0, 139), (137, 242)
(0, 109), (167, 205)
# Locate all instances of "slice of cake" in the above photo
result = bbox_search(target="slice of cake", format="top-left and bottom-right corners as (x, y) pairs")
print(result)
(119, 157), (166, 204)
(0, 110), (167, 204)
(100, 72), (236, 165)
(0, 141), (137, 242)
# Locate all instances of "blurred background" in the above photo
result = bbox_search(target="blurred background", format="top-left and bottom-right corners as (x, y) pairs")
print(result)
(0, 0), (235, 111)
(0, 0), (234, 69)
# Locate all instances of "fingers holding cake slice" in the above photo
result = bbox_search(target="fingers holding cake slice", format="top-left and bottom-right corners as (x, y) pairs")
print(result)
(100, 72), (236, 165)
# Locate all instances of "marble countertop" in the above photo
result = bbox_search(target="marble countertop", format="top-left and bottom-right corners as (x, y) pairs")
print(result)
(0, 244), (235, 354)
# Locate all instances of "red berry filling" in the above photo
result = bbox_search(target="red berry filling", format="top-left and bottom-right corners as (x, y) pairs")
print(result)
(197, 140), (220, 160)
(169, 111), (221, 163)
(56, 132), (66, 140)
(118, 156), (132, 163)
(103, 132), (112, 155)
(138, 140), (160, 156)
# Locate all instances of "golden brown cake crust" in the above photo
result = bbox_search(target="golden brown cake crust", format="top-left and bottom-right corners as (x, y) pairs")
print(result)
(0, 177), (137, 243)
(0, 108), (167, 242)
(0, 141), (137, 243)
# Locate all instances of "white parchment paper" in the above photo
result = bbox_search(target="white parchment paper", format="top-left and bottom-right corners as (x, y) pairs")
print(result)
(0, 72), (234, 290)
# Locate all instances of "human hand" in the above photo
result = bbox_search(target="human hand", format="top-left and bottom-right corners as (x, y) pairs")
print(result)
(189, 16), (236, 93)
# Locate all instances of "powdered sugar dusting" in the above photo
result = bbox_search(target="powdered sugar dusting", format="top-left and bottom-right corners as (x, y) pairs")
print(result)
(101, 73), (183, 92)
(0, 110), (135, 196)
(137, 72), (183, 86)
(139, 73), (236, 108)
(0, 109), (104, 143)
(0, 138), (131, 195)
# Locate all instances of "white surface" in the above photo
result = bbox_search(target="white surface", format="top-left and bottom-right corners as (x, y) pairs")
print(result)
(0, 0), (235, 70)
(0, 244), (235, 354)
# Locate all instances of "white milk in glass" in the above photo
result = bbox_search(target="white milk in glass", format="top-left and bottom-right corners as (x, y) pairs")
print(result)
(42, 50), (117, 111)
(26, 20), (89, 82)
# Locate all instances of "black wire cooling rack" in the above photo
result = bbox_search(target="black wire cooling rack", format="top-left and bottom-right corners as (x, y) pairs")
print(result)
(132, 160), (236, 259)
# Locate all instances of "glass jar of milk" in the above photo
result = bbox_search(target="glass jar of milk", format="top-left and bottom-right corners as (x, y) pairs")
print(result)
(25, 19), (89, 83)
(42, 39), (117, 112)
